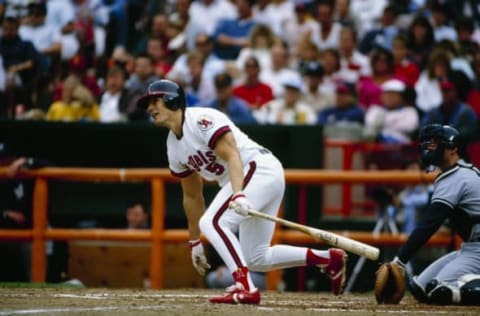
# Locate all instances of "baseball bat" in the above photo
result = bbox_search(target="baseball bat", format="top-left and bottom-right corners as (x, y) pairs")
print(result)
(246, 208), (380, 261)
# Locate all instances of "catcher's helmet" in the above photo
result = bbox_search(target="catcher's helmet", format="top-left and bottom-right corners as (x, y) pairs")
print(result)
(137, 79), (186, 110)
(419, 124), (460, 169)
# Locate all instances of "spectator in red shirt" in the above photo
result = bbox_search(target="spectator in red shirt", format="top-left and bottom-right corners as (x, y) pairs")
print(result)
(392, 34), (420, 88)
(232, 56), (274, 109)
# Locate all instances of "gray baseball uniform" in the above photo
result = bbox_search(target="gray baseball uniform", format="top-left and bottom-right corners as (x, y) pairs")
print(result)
(397, 160), (480, 289)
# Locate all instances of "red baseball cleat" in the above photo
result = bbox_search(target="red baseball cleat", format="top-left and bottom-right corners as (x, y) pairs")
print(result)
(209, 283), (261, 305)
(325, 248), (347, 295)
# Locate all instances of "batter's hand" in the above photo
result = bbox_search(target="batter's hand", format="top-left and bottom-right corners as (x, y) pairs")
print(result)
(189, 239), (210, 276)
(229, 191), (253, 216)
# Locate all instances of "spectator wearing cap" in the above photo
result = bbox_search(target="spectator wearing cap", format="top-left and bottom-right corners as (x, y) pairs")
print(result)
(422, 78), (478, 142)
(207, 72), (256, 125)
(364, 79), (419, 144)
(254, 73), (316, 125)
(301, 61), (334, 113)
(232, 56), (274, 109)
(317, 81), (364, 126)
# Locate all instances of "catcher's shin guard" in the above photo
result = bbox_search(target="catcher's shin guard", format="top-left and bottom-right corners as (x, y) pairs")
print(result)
(410, 276), (428, 303)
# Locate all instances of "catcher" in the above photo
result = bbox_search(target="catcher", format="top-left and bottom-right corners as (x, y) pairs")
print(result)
(375, 124), (480, 305)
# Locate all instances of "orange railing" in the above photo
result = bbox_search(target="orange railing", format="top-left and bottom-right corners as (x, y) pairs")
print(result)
(1, 167), (453, 290)
(323, 140), (420, 217)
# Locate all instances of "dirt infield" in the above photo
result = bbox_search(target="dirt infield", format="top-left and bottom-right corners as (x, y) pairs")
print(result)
(1, 288), (480, 316)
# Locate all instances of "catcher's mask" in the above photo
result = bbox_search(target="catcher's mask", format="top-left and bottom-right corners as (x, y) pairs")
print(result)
(419, 124), (460, 170)
(137, 79), (186, 111)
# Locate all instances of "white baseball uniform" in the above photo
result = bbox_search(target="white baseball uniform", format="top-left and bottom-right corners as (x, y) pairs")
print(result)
(168, 107), (328, 275)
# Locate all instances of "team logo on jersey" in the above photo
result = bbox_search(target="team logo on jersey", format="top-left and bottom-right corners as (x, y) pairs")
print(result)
(197, 115), (214, 131)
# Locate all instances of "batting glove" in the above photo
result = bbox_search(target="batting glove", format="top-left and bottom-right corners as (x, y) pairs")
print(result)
(229, 191), (253, 216)
(189, 239), (210, 276)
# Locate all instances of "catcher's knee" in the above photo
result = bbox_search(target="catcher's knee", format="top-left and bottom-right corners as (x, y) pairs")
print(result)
(426, 279), (461, 305)
(409, 276), (428, 303)
(460, 275), (480, 305)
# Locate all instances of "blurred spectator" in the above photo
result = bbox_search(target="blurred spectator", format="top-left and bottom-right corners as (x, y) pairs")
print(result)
(0, 16), (40, 112)
(0, 55), (6, 118)
(430, 1), (457, 42)
(317, 81), (364, 126)
(319, 48), (343, 97)
(145, 37), (172, 78)
(283, 0), (317, 55)
(392, 34), (420, 88)
(212, 0), (257, 60)
(254, 73), (316, 124)
(466, 52), (480, 118)
(98, 66), (138, 123)
(364, 79), (419, 143)
(333, 0), (354, 27)
(295, 40), (320, 76)
(421, 77), (478, 143)
(125, 54), (160, 96)
(302, 61), (334, 113)
(358, 48), (396, 109)
(395, 160), (430, 234)
(183, 51), (216, 106)
(71, 85), (100, 122)
(126, 202), (149, 230)
(167, 33), (225, 84)
(406, 15), (436, 69)
(207, 72), (257, 124)
(133, 12), (170, 56)
(45, 75), (79, 121)
(301, 0), (342, 51)
(185, 0), (236, 51)
(260, 41), (299, 97)
(235, 24), (277, 75)
(358, 5), (400, 55)
(455, 17), (479, 62)
(415, 48), (472, 115)
(232, 56), (274, 109)
(349, 0), (388, 38)
(53, 55), (102, 102)
(435, 39), (475, 81)
(337, 26), (371, 84)
(258, 0), (295, 40)
(18, 1), (61, 76)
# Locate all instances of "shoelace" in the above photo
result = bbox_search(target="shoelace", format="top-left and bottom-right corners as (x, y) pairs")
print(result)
(225, 282), (245, 293)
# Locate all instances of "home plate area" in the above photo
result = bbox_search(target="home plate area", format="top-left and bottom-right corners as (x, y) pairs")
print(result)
(1, 288), (479, 316)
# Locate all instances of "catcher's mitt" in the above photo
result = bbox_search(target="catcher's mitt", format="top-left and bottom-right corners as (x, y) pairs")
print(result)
(374, 261), (406, 304)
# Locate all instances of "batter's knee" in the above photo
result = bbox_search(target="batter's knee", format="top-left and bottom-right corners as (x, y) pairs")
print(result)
(245, 254), (271, 272)
(198, 213), (213, 234)
(410, 277), (428, 303)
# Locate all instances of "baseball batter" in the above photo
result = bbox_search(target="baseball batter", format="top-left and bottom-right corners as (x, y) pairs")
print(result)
(137, 79), (347, 305)
(389, 124), (480, 305)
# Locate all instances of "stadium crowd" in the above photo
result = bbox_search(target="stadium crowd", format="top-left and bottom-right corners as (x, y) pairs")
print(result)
(0, 0), (478, 145)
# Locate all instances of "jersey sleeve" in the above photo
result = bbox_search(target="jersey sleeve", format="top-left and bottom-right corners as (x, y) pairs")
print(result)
(431, 178), (461, 209)
(192, 111), (232, 149)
